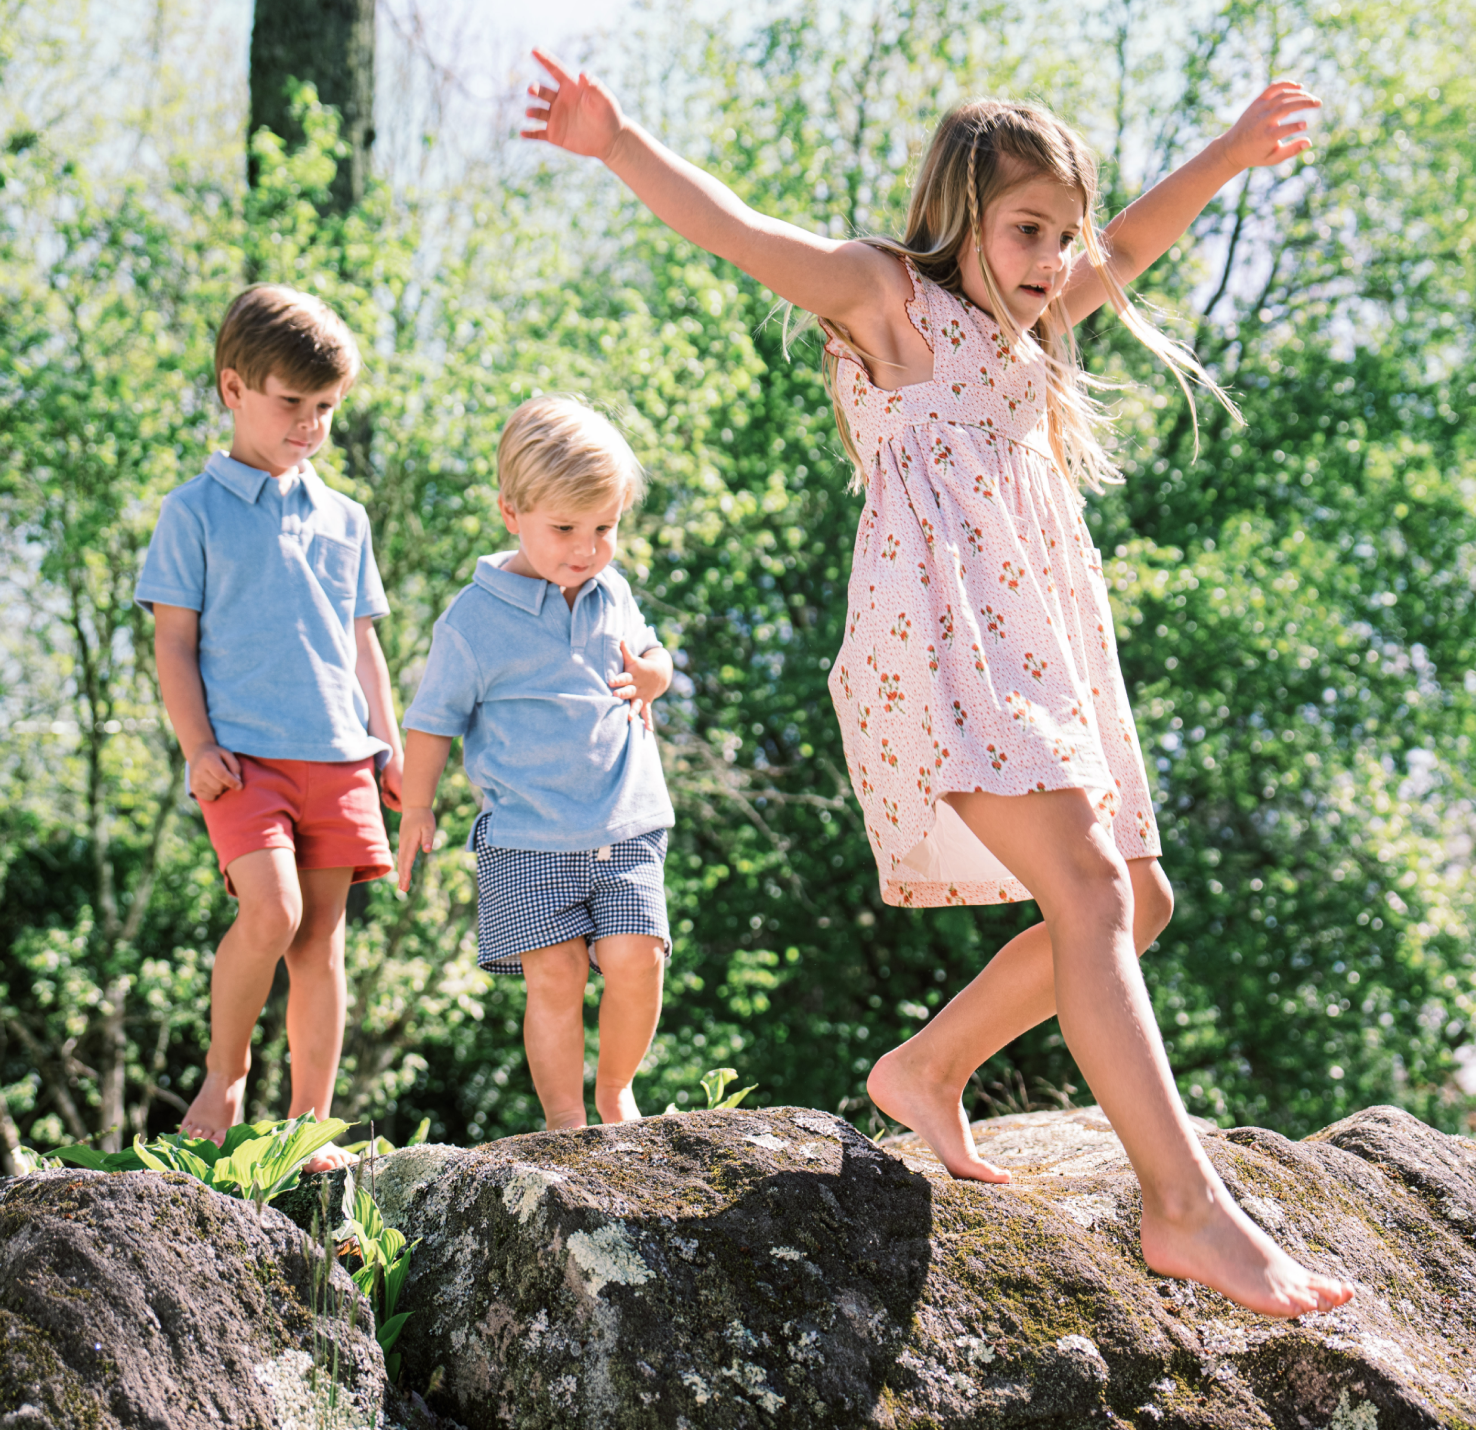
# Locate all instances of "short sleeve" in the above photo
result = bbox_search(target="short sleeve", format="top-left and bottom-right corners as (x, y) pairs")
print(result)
(135, 494), (206, 613)
(355, 520), (390, 619)
(403, 617), (481, 737)
(625, 586), (661, 655)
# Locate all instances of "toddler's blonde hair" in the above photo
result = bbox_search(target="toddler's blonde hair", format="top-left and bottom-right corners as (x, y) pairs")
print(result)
(497, 395), (646, 514)
(820, 99), (1237, 492)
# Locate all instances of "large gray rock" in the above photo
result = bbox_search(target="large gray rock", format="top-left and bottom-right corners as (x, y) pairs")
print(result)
(0, 1168), (386, 1428)
(368, 1104), (1476, 1430)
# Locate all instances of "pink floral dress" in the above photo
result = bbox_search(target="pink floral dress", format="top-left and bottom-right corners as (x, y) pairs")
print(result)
(826, 259), (1161, 907)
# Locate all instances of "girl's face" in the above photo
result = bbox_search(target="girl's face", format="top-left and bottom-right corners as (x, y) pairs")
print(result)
(961, 174), (1085, 329)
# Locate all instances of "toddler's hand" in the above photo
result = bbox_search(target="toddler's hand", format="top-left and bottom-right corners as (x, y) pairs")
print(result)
(189, 743), (242, 803)
(522, 49), (625, 161)
(397, 807), (437, 892)
(610, 641), (667, 731)
(379, 749), (405, 812)
(1219, 82), (1321, 172)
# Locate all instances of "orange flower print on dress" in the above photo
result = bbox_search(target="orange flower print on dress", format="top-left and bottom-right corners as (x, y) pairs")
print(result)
(822, 256), (1159, 910)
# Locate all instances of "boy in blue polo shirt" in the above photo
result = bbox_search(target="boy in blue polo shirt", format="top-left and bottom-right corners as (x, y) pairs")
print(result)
(397, 395), (674, 1129)
(137, 285), (402, 1168)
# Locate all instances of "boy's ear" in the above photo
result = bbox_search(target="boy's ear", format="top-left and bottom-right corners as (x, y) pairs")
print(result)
(497, 492), (520, 533)
(218, 368), (247, 410)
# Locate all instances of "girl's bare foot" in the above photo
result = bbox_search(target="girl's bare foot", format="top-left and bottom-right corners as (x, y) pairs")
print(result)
(180, 1069), (247, 1146)
(867, 1048), (1011, 1183)
(594, 1084), (641, 1124)
(303, 1144), (359, 1175)
(1141, 1188), (1355, 1317)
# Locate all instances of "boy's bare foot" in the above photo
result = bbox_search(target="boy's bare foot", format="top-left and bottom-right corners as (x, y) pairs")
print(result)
(867, 1049), (1011, 1183)
(303, 1144), (359, 1176)
(594, 1085), (641, 1124)
(1140, 1188), (1355, 1317)
(180, 1070), (248, 1146)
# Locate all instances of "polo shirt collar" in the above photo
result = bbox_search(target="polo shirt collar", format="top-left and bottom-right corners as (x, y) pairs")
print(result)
(207, 450), (317, 504)
(473, 552), (619, 616)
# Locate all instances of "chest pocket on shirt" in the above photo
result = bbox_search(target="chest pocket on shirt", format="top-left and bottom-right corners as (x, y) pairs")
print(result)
(310, 533), (359, 602)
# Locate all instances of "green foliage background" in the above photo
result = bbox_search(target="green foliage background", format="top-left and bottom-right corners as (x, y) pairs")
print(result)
(2, 0), (1474, 1158)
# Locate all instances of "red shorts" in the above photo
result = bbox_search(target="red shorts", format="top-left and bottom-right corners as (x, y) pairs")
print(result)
(198, 755), (392, 897)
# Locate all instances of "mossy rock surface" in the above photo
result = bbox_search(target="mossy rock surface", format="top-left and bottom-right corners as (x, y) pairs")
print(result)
(0, 1168), (386, 1428)
(351, 1104), (1476, 1429)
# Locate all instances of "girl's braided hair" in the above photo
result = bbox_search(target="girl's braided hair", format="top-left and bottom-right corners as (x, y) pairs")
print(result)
(809, 98), (1236, 492)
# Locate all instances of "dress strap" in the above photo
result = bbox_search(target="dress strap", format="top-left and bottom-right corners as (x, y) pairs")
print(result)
(898, 255), (934, 349)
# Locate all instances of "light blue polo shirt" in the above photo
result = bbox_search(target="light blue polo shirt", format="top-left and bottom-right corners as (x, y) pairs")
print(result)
(135, 451), (390, 765)
(404, 553), (674, 852)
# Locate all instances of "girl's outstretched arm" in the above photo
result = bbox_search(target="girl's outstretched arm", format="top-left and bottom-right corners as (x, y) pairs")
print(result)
(1063, 82), (1322, 326)
(523, 50), (915, 366)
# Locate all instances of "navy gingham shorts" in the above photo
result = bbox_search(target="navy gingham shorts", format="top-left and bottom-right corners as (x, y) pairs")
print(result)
(473, 817), (671, 976)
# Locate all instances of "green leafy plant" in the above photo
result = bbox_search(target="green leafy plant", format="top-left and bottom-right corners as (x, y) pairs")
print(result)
(701, 1067), (758, 1110)
(50, 1112), (350, 1209)
(334, 1173), (420, 1384)
(342, 1116), (430, 1159)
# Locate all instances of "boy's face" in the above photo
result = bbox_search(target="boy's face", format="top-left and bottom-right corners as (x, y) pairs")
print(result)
(498, 490), (626, 590)
(220, 369), (350, 478)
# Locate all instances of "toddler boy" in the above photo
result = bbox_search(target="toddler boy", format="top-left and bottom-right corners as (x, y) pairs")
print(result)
(397, 394), (674, 1128)
(137, 285), (403, 1168)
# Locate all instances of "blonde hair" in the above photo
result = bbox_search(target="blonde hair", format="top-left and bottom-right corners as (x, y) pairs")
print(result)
(818, 99), (1237, 492)
(496, 395), (646, 514)
(215, 285), (360, 400)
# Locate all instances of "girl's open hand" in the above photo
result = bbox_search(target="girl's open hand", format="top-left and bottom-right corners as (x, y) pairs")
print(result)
(522, 49), (625, 161)
(1219, 82), (1322, 172)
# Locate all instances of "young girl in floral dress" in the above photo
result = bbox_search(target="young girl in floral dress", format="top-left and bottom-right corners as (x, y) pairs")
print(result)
(523, 52), (1353, 1317)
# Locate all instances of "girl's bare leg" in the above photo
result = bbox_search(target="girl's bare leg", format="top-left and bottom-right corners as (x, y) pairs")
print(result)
(522, 939), (594, 1129)
(591, 935), (666, 1124)
(283, 865), (355, 1173)
(869, 855), (1173, 1182)
(872, 788), (1353, 1317)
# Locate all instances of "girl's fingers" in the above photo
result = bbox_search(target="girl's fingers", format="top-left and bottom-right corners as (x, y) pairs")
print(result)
(531, 47), (576, 88)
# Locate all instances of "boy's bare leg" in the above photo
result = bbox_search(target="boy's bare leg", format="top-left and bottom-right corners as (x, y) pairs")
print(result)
(592, 935), (665, 1124)
(283, 865), (355, 1173)
(182, 848), (303, 1145)
(871, 787), (1352, 1317)
(522, 939), (594, 1129)
(869, 855), (1173, 1182)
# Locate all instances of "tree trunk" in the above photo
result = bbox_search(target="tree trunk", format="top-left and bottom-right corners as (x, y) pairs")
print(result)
(249, 0), (375, 213)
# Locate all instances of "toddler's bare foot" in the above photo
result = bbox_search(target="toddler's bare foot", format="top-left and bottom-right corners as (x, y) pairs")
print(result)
(543, 1108), (589, 1131)
(303, 1144), (359, 1176)
(1140, 1188), (1354, 1317)
(180, 1069), (247, 1146)
(595, 1085), (641, 1125)
(867, 1048), (1011, 1183)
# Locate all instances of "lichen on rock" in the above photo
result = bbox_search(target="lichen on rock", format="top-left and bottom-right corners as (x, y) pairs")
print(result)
(369, 1104), (1476, 1429)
